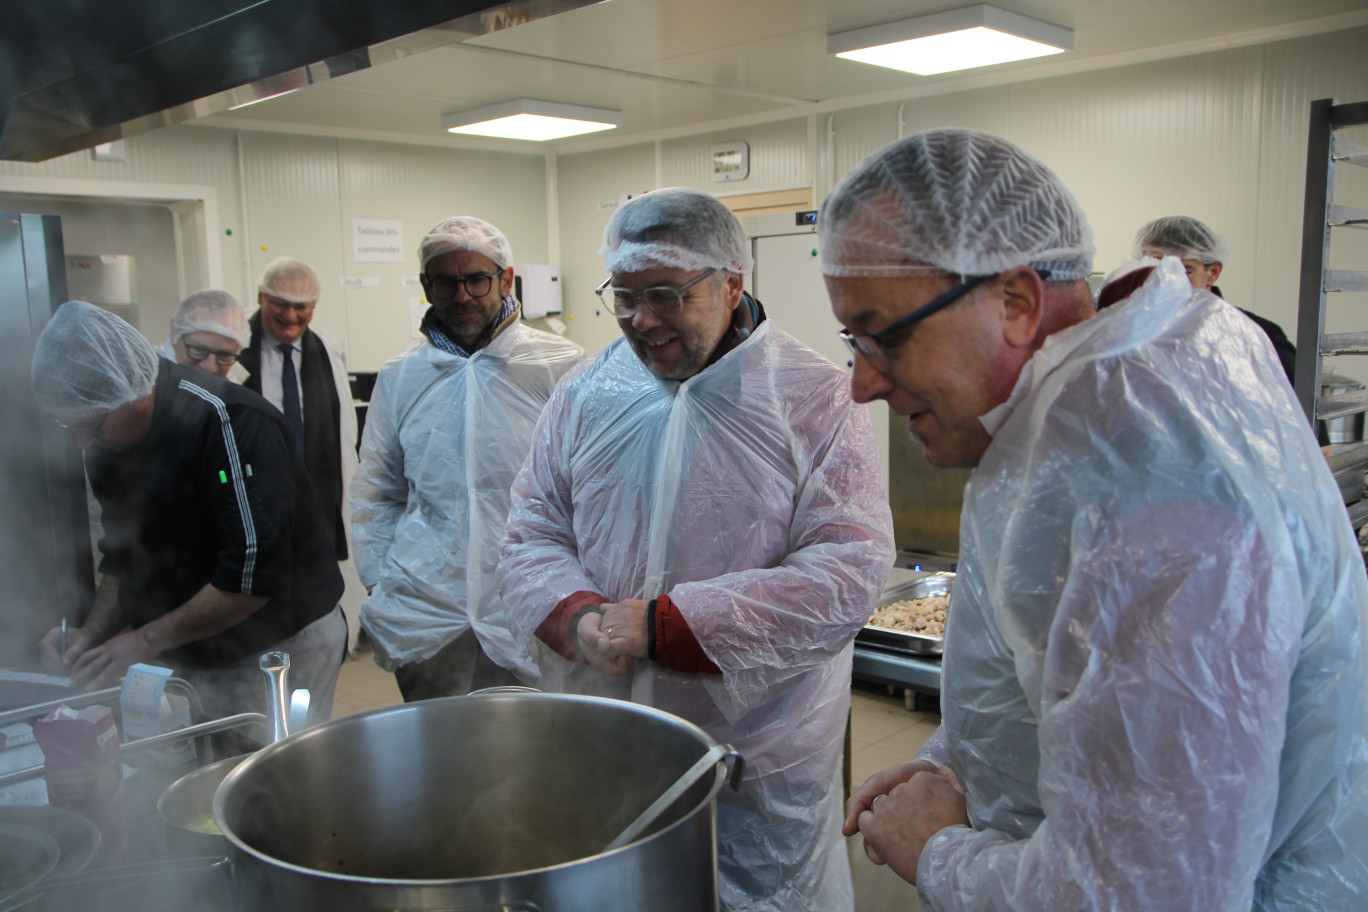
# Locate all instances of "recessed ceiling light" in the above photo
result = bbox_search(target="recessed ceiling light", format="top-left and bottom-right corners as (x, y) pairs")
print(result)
(227, 88), (302, 111)
(442, 99), (621, 142)
(829, 4), (1072, 76)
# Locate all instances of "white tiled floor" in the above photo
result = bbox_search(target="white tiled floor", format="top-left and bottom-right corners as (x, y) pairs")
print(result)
(331, 641), (936, 911)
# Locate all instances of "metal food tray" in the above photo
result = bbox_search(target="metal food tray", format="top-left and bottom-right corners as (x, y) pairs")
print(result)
(858, 572), (954, 656)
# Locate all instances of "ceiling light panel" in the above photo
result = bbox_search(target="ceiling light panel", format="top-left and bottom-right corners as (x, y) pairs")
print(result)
(828, 4), (1072, 76)
(442, 99), (621, 141)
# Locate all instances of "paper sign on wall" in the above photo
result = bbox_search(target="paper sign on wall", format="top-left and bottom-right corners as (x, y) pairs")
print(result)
(353, 219), (404, 262)
(409, 297), (427, 339)
(340, 276), (379, 288)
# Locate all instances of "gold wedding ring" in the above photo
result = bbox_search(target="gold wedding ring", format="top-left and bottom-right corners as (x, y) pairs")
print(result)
(605, 626), (615, 638)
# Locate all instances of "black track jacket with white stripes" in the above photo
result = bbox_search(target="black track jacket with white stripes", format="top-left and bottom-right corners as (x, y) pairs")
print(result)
(87, 361), (343, 669)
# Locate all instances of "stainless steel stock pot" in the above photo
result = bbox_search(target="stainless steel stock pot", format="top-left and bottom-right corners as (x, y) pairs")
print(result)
(214, 691), (740, 912)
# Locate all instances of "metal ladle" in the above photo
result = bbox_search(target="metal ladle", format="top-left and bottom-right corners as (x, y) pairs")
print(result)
(603, 743), (743, 851)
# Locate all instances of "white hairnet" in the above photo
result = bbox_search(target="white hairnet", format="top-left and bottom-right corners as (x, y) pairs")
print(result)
(819, 128), (1095, 281)
(599, 188), (754, 275)
(170, 289), (249, 347)
(418, 216), (513, 271)
(1133, 215), (1230, 264)
(257, 257), (321, 304)
(31, 300), (159, 413)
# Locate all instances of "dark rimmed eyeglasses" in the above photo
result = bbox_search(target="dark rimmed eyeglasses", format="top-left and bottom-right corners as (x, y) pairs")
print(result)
(594, 268), (716, 318)
(50, 410), (111, 437)
(838, 273), (998, 373)
(182, 342), (240, 366)
(426, 272), (497, 301)
(261, 294), (317, 315)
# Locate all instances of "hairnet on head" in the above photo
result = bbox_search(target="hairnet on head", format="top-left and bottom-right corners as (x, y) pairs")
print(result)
(1133, 215), (1230, 265)
(818, 129), (1095, 281)
(170, 289), (249, 347)
(599, 188), (754, 275)
(31, 300), (159, 413)
(257, 257), (321, 304)
(419, 216), (513, 272)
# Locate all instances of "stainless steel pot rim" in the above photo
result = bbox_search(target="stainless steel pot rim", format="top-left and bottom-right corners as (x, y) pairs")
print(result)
(212, 691), (732, 884)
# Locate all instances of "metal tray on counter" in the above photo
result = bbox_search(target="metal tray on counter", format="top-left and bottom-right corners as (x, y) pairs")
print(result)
(857, 572), (954, 656)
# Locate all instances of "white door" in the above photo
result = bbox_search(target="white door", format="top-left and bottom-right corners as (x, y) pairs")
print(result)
(751, 231), (890, 485)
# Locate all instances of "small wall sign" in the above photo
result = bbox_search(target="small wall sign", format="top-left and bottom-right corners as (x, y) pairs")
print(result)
(710, 142), (749, 182)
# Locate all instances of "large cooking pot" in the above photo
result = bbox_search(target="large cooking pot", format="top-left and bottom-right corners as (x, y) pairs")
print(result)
(157, 753), (251, 857)
(214, 692), (740, 912)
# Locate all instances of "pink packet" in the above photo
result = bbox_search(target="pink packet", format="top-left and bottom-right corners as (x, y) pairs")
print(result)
(34, 704), (126, 864)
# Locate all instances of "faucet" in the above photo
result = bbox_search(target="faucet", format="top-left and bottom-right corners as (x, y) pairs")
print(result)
(259, 651), (311, 743)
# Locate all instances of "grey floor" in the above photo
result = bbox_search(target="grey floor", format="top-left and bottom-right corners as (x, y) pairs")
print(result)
(333, 643), (936, 911)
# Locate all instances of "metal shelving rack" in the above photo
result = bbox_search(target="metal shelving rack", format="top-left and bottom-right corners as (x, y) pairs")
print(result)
(1295, 97), (1368, 535)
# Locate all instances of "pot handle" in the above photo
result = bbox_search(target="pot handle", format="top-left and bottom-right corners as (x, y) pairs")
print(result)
(723, 745), (745, 790)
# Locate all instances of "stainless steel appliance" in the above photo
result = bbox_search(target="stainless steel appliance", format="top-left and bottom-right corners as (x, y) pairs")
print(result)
(0, 212), (93, 670)
(889, 416), (967, 565)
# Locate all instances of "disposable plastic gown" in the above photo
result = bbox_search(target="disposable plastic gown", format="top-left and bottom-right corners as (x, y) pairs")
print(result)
(351, 321), (584, 674)
(499, 322), (896, 912)
(915, 258), (1368, 911)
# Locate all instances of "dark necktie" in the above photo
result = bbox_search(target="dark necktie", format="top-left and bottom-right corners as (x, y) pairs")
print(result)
(279, 343), (305, 455)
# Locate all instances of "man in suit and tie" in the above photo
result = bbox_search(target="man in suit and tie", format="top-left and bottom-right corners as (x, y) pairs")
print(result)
(239, 257), (362, 649)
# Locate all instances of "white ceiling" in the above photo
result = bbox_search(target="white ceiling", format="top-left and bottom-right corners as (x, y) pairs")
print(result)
(194, 0), (1368, 155)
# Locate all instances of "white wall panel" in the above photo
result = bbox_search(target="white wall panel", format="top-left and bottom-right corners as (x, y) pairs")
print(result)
(0, 126), (553, 372)
(333, 140), (549, 371)
(660, 119), (809, 193)
(555, 143), (657, 355)
(237, 132), (349, 354)
(1009, 47), (1266, 303)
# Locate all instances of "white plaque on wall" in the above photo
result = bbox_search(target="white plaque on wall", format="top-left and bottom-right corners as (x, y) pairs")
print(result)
(710, 142), (749, 182)
(352, 219), (404, 262)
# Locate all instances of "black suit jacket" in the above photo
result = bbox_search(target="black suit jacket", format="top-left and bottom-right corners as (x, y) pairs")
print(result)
(239, 312), (348, 560)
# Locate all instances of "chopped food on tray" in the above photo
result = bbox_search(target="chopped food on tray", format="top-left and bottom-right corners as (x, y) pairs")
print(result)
(868, 595), (948, 637)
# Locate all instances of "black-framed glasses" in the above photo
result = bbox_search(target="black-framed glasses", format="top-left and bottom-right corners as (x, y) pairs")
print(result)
(595, 268), (716, 318)
(426, 272), (496, 301)
(182, 342), (240, 366)
(261, 294), (316, 315)
(838, 273), (998, 373)
(50, 410), (111, 437)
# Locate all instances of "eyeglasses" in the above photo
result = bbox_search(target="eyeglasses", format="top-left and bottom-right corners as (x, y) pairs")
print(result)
(426, 272), (497, 301)
(261, 294), (317, 315)
(838, 273), (998, 374)
(595, 268), (716, 318)
(182, 342), (240, 366)
(50, 410), (111, 437)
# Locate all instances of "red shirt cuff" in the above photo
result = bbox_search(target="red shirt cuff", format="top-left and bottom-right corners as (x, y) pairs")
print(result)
(536, 590), (609, 663)
(652, 594), (721, 675)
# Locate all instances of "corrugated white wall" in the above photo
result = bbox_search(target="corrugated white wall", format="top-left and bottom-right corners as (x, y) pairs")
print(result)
(553, 142), (659, 356)
(556, 25), (1368, 362)
(0, 128), (549, 372)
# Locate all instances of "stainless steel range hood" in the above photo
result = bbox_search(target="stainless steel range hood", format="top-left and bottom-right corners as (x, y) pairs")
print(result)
(0, 0), (600, 162)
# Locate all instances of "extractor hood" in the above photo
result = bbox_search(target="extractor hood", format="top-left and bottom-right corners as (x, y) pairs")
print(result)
(0, 0), (601, 162)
